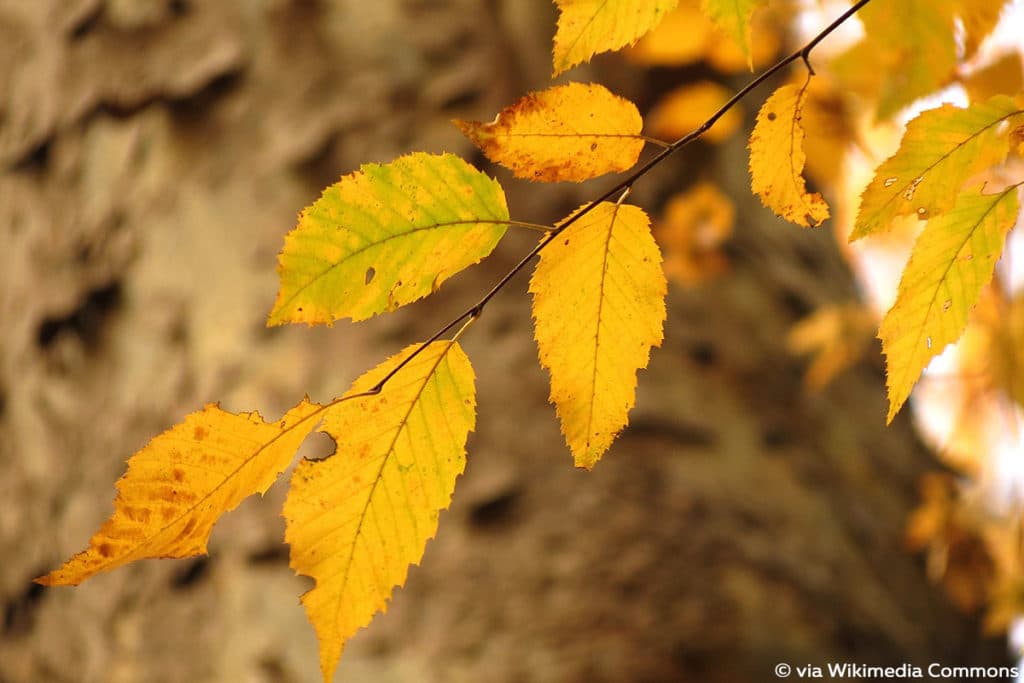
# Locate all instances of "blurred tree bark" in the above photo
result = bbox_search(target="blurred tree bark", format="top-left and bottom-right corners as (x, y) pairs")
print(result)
(0, 1), (1008, 681)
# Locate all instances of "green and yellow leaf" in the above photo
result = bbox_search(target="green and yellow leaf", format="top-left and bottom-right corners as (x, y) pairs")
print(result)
(269, 152), (509, 326)
(700, 0), (767, 68)
(38, 400), (322, 586)
(530, 202), (667, 469)
(851, 96), (1023, 241)
(880, 185), (1020, 423)
(748, 82), (829, 228)
(552, 0), (679, 76)
(454, 82), (645, 183)
(283, 341), (475, 683)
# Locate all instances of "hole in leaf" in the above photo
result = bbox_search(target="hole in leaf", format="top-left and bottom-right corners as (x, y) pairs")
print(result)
(365, 267), (376, 285)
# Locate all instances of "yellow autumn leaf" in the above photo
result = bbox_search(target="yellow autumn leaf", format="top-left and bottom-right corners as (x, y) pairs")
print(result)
(851, 96), (1023, 241)
(748, 82), (829, 228)
(646, 80), (742, 144)
(700, 0), (767, 69)
(961, 53), (1024, 105)
(962, 286), (1024, 412)
(454, 82), (645, 183)
(530, 202), (667, 468)
(787, 303), (877, 391)
(831, 0), (957, 121)
(552, 0), (680, 76)
(880, 184), (1020, 423)
(655, 180), (734, 285)
(269, 152), (509, 326)
(284, 341), (475, 683)
(37, 400), (321, 586)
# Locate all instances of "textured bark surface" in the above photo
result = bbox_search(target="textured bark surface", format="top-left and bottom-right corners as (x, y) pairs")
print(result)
(0, 1), (1008, 682)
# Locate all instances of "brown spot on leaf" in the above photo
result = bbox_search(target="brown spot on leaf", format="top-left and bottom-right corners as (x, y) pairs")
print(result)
(767, 112), (777, 121)
(173, 468), (186, 482)
(98, 543), (114, 558)
(193, 426), (207, 441)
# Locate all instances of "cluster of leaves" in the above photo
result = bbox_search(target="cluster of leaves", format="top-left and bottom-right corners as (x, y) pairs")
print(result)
(39, 0), (1024, 679)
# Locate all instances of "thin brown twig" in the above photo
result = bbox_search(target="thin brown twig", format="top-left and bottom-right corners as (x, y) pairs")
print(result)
(368, 0), (874, 395)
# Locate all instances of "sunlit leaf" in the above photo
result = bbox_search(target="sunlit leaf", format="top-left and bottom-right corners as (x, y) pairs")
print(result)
(38, 401), (321, 586)
(851, 96), (1022, 241)
(530, 202), (666, 468)
(552, 0), (680, 76)
(880, 185), (1020, 423)
(269, 152), (509, 326)
(284, 341), (475, 683)
(454, 82), (644, 182)
(748, 82), (829, 228)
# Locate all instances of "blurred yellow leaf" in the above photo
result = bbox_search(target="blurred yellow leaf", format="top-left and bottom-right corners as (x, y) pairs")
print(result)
(530, 202), (667, 468)
(831, 0), (957, 120)
(655, 181), (734, 285)
(700, 0), (768, 69)
(962, 54), (1024, 105)
(454, 82), (644, 182)
(626, 0), (778, 71)
(646, 80), (742, 143)
(954, 0), (1014, 61)
(906, 472), (994, 613)
(270, 152), (509, 325)
(748, 82), (830, 228)
(851, 96), (1023, 241)
(626, 1), (711, 66)
(552, 0), (680, 76)
(787, 304), (877, 391)
(38, 400), (321, 586)
(284, 341), (475, 683)
(704, 5), (780, 73)
(800, 76), (859, 189)
(880, 185), (1020, 423)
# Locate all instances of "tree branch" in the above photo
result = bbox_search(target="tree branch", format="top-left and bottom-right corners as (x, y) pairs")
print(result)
(369, 0), (873, 394)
